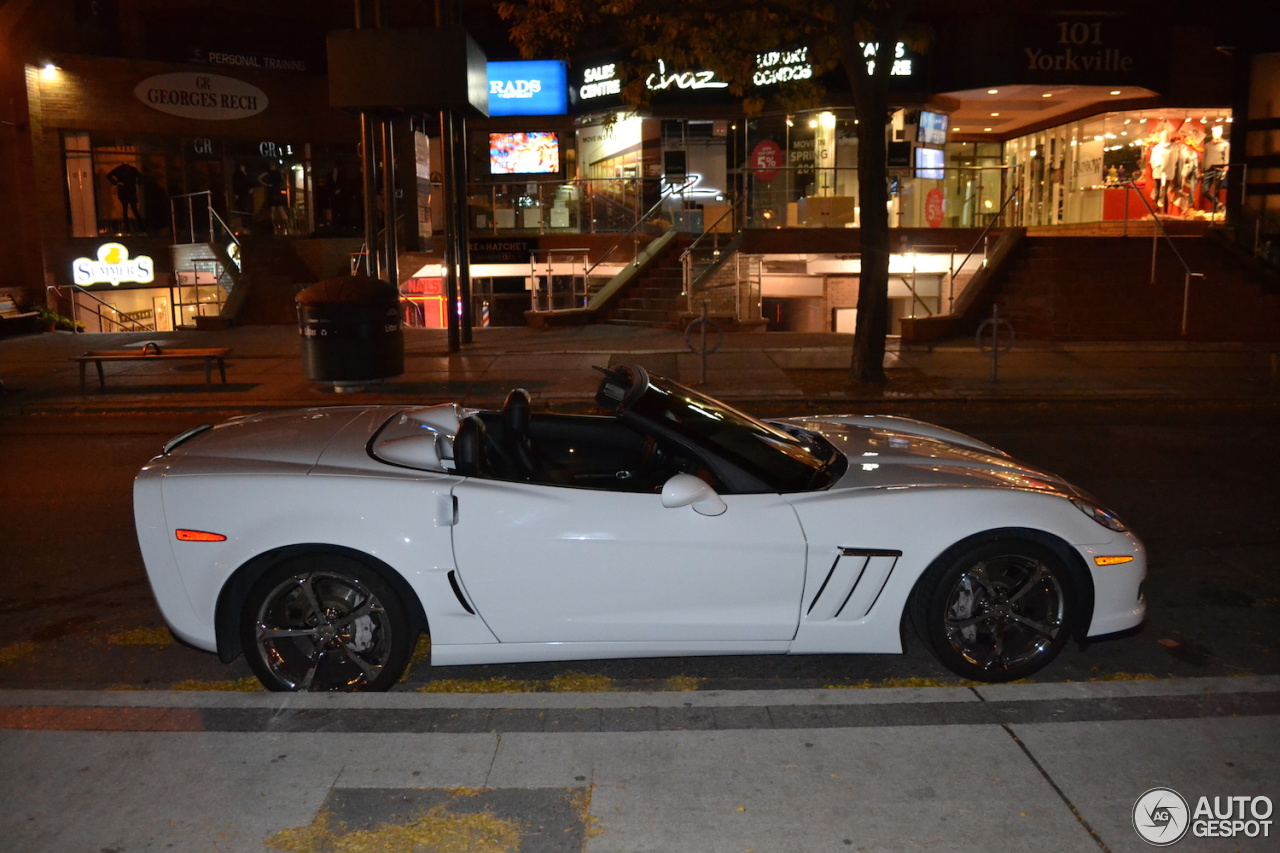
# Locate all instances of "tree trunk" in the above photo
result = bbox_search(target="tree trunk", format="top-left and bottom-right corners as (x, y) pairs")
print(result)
(837, 3), (910, 386)
(852, 83), (890, 385)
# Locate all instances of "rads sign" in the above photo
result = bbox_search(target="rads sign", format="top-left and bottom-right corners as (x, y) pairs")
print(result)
(486, 61), (568, 116)
(72, 243), (155, 287)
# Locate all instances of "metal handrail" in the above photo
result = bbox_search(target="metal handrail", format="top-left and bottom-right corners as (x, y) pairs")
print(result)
(47, 284), (153, 333)
(952, 184), (1021, 282)
(169, 191), (242, 260)
(681, 196), (748, 316)
(584, 191), (684, 281)
(529, 248), (591, 311)
(1117, 181), (1203, 335)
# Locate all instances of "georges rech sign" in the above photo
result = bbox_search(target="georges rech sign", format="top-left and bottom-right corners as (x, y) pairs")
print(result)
(134, 72), (268, 120)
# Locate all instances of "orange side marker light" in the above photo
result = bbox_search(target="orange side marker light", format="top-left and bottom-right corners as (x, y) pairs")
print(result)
(176, 529), (228, 542)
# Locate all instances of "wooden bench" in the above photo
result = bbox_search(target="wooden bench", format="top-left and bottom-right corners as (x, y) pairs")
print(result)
(73, 342), (232, 391)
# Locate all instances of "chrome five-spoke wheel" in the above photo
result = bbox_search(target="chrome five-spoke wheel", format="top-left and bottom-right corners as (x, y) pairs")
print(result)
(240, 555), (414, 692)
(912, 540), (1077, 682)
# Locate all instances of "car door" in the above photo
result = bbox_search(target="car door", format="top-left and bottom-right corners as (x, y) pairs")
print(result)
(449, 478), (808, 644)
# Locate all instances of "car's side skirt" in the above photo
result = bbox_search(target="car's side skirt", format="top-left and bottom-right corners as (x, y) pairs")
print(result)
(430, 640), (794, 667)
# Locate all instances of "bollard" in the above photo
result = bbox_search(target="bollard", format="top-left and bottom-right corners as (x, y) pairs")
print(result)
(975, 304), (1015, 383)
(684, 304), (724, 385)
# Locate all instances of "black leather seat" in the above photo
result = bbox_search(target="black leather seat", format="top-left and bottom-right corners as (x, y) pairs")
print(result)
(501, 388), (540, 481)
(452, 415), (490, 478)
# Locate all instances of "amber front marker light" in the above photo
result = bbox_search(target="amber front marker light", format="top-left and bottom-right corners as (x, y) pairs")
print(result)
(1094, 555), (1135, 566)
(176, 529), (228, 542)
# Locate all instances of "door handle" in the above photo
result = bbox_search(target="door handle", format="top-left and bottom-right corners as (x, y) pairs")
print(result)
(440, 494), (458, 527)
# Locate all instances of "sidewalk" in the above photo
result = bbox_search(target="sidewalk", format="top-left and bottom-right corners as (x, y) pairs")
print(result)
(1, 677), (1277, 851)
(2, 322), (1278, 415)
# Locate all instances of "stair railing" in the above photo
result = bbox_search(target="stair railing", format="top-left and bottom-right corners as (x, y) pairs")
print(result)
(584, 193), (681, 282)
(953, 184), (1021, 283)
(47, 284), (154, 333)
(169, 191), (242, 262)
(529, 248), (590, 311)
(681, 196), (749, 319)
(1119, 181), (1204, 335)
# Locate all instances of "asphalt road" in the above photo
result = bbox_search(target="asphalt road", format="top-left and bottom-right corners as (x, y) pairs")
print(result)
(1, 399), (1277, 692)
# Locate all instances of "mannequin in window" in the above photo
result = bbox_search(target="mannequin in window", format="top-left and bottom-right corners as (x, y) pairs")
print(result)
(107, 162), (144, 233)
(1201, 125), (1229, 214)
(1148, 130), (1174, 212)
(258, 162), (290, 235)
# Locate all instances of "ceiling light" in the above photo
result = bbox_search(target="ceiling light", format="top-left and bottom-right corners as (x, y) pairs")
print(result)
(987, 89), (999, 95)
(990, 112), (1000, 117)
(1042, 93), (1053, 98)
(1110, 90), (1122, 96)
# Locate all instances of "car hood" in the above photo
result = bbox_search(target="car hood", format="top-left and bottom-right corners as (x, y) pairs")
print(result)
(155, 406), (392, 473)
(782, 415), (1080, 495)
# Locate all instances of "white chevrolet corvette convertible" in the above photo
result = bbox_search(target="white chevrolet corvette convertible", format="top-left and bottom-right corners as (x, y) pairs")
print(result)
(134, 363), (1146, 692)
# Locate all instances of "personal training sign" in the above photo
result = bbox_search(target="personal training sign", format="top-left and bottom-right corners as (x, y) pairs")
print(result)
(134, 72), (268, 120)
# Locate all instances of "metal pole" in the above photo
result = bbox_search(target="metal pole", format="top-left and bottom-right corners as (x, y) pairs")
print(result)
(1181, 272), (1204, 337)
(1150, 223), (1159, 285)
(440, 109), (460, 352)
(453, 110), (472, 344)
(381, 118), (398, 290)
(700, 303), (709, 385)
(990, 304), (1000, 383)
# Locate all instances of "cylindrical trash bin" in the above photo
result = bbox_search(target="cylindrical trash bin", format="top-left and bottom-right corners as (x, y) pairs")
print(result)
(297, 275), (404, 388)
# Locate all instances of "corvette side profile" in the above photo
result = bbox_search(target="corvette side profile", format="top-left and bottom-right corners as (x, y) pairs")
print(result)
(134, 363), (1146, 691)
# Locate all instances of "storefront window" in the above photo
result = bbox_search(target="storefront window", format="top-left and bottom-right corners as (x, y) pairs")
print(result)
(61, 133), (363, 241)
(1004, 108), (1231, 227)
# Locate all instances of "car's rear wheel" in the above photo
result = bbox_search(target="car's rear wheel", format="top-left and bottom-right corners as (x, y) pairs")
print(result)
(240, 555), (413, 692)
(912, 540), (1076, 682)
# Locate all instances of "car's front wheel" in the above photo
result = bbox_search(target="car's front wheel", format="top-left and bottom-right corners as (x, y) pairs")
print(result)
(912, 539), (1077, 682)
(240, 555), (414, 692)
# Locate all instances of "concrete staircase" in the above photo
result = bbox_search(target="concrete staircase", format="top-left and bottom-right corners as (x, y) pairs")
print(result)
(603, 235), (692, 328)
(992, 235), (1280, 342)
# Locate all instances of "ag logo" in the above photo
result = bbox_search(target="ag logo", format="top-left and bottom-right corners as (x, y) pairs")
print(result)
(1134, 787), (1190, 846)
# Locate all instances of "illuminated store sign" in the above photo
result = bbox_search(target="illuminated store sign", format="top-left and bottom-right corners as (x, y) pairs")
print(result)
(754, 43), (913, 87)
(72, 243), (155, 287)
(755, 48), (813, 86)
(486, 61), (568, 116)
(134, 73), (268, 120)
(646, 59), (728, 92)
(579, 63), (622, 101)
(862, 42), (913, 77)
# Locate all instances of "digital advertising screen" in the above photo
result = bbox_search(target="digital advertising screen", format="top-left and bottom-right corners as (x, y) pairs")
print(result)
(489, 131), (561, 175)
(914, 145), (945, 180)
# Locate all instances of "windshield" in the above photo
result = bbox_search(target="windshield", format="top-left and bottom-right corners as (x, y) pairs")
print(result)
(629, 375), (841, 492)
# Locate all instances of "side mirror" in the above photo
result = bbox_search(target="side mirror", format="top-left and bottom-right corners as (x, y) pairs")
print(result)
(661, 473), (727, 517)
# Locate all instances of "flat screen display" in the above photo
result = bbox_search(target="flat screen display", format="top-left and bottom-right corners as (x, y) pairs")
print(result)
(489, 132), (561, 175)
(914, 145), (945, 180)
(486, 61), (569, 117)
(917, 111), (949, 146)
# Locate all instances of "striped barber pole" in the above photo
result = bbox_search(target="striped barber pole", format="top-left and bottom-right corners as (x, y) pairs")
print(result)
(481, 301), (491, 327)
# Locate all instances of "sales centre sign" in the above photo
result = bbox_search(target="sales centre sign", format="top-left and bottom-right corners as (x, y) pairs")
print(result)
(134, 72), (268, 120)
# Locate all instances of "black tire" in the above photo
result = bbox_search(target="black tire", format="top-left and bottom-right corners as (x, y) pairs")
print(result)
(240, 554), (414, 692)
(911, 539), (1077, 683)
